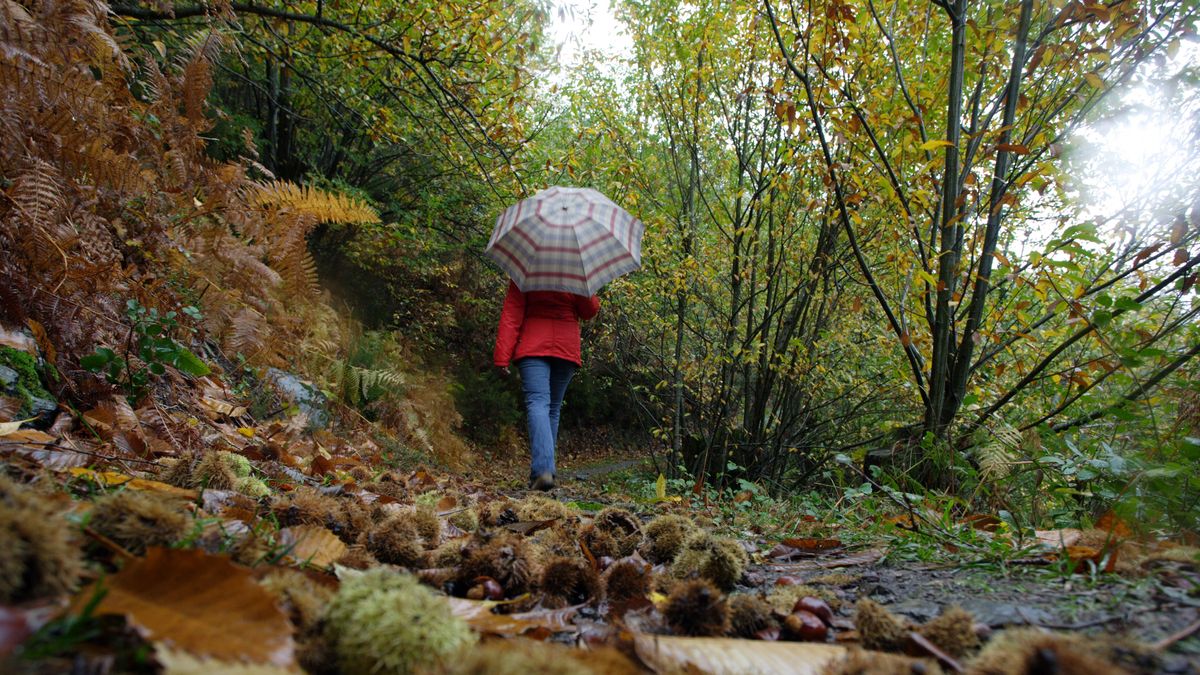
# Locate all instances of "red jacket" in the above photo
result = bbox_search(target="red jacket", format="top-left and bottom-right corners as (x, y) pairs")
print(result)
(493, 281), (600, 367)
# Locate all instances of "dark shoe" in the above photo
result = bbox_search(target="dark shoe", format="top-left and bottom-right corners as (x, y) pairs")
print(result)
(529, 473), (556, 491)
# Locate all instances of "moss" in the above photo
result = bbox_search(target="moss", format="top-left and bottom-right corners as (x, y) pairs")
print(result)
(220, 451), (253, 478)
(89, 490), (191, 555)
(325, 568), (476, 674)
(235, 476), (271, 498)
(0, 474), (82, 603)
(663, 579), (729, 637)
(0, 345), (52, 417)
(639, 515), (696, 564)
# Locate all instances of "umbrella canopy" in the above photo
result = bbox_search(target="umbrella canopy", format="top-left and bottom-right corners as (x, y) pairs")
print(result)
(485, 186), (644, 296)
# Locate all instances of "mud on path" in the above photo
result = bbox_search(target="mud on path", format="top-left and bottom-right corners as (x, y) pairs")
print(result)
(748, 554), (1200, 670)
(503, 472), (1200, 672)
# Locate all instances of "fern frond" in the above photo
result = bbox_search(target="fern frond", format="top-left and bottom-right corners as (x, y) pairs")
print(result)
(975, 420), (1021, 481)
(977, 441), (1014, 481)
(225, 307), (268, 359)
(251, 181), (380, 225)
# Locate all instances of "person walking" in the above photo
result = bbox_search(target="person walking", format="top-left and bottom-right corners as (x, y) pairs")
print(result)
(494, 279), (600, 491)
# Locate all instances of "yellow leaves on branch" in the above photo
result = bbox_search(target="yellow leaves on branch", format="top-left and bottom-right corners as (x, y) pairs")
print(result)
(251, 181), (380, 225)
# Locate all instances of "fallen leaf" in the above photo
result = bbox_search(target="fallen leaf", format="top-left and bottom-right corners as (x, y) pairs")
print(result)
(1095, 511), (1133, 539)
(72, 547), (295, 667)
(155, 645), (298, 674)
(0, 602), (59, 657)
(277, 526), (347, 569)
(1061, 545), (1117, 573)
(0, 418), (35, 436)
(632, 634), (846, 674)
(1034, 528), (1083, 548)
(69, 467), (197, 500)
(199, 396), (247, 419)
(502, 519), (560, 536)
(780, 538), (842, 551)
(962, 514), (1002, 532)
(448, 597), (580, 637)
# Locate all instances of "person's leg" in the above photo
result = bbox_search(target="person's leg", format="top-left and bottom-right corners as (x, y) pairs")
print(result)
(515, 357), (554, 481)
(546, 358), (577, 447)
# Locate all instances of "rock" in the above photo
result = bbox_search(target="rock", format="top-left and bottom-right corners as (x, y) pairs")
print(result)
(265, 367), (330, 430)
(959, 599), (1054, 627)
(0, 340), (57, 426)
(885, 599), (941, 623)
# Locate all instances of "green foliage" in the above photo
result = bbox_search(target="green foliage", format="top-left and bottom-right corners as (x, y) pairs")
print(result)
(451, 367), (521, 446)
(81, 300), (210, 405)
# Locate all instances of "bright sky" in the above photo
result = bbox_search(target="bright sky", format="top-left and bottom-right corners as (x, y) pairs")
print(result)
(544, 1), (1198, 241)
(545, 0), (633, 72)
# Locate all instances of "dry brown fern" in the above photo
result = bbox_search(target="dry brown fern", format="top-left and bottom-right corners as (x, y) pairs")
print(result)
(251, 181), (381, 225)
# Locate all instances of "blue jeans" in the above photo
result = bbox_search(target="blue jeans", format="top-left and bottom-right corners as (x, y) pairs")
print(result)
(515, 356), (577, 479)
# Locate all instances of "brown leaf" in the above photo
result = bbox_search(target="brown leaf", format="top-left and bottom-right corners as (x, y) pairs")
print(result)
(961, 514), (1002, 532)
(632, 634), (845, 674)
(72, 547), (295, 667)
(502, 519), (559, 536)
(781, 538), (842, 551)
(995, 143), (1029, 155)
(1095, 511), (1133, 539)
(1034, 528), (1083, 548)
(277, 526), (347, 569)
(155, 646), (297, 674)
(448, 597), (580, 637)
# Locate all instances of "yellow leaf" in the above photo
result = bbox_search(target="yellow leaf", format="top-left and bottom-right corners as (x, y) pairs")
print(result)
(0, 418), (35, 436)
(1084, 72), (1105, 89)
(919, 139), (954, 151)
(656, 473), (667, 501)
(70, 467), (133, 486)
(237, 427), (255, 438)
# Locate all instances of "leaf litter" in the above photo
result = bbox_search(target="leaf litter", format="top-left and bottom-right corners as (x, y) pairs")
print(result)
(0, 366), (1197, 673)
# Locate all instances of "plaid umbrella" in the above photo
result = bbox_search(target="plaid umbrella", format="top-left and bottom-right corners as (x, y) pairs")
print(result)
(485, 186), (644, 296)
